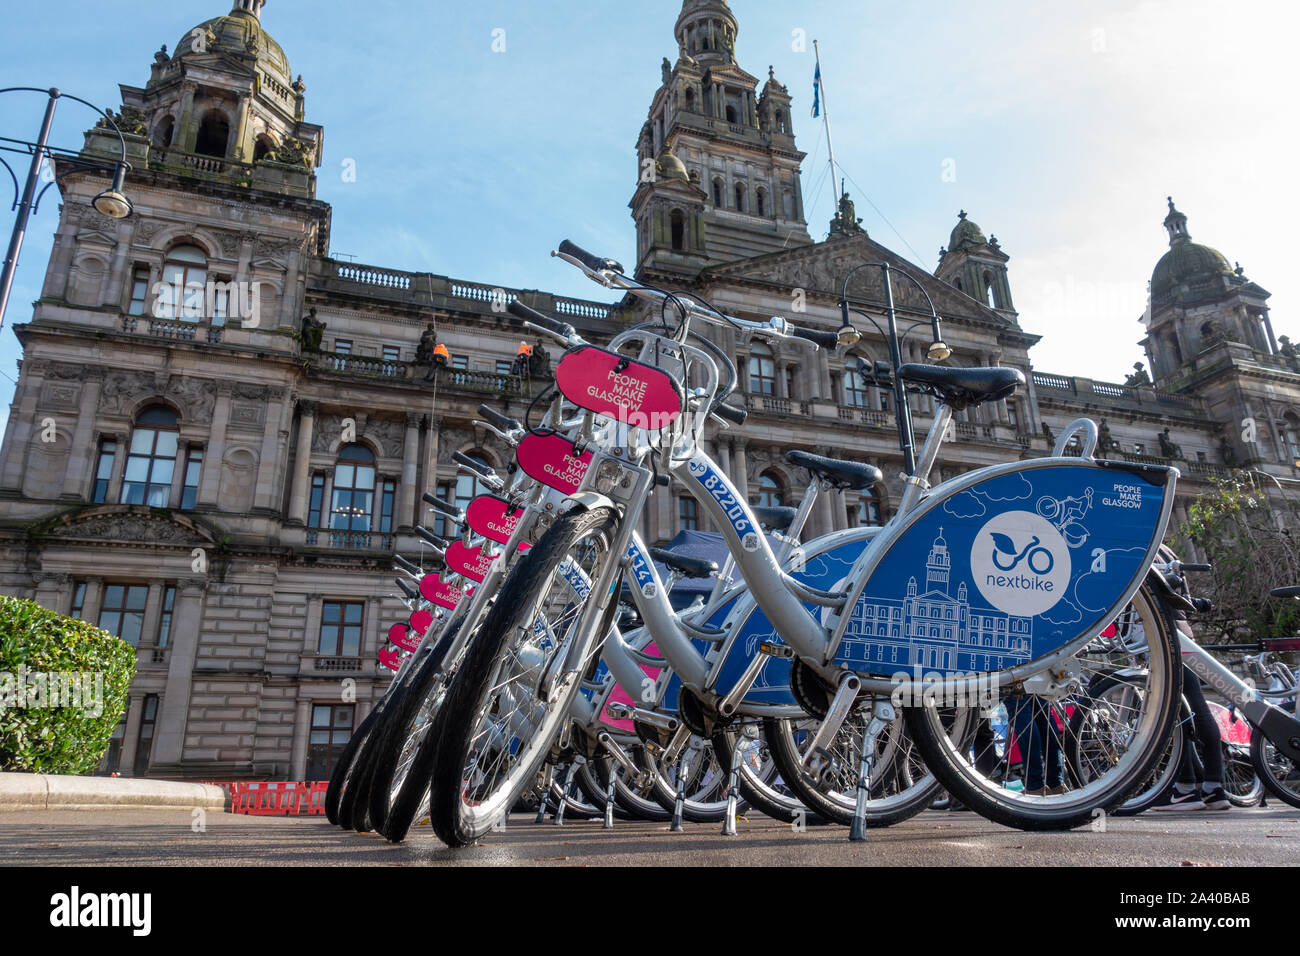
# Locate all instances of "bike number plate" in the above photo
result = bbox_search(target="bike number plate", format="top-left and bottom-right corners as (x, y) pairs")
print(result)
(516, 430), (592, 494)
(554, 345), (682, 428)
(835, 462), (1172, 677)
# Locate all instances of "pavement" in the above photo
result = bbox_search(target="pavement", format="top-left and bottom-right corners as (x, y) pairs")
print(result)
(0, 772), (226, 812)
(1, 805), (1297, 866)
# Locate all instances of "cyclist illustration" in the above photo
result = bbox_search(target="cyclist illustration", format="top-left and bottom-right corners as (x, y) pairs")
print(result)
(991, 533), (1054, 574)
(1036, 487), (1093, 547)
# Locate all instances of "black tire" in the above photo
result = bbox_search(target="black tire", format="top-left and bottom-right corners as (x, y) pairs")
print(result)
(637, 732), (738, 822)
(905, 582), (1182, 831)
(1251, 727), (1300, 809)
(710, 723), (822, 825)
(367, 622), (461, 842)
(1110, 721), (1181, 816)
(586, 750), (672, 822)
(1223, 742), (1263, 807)
(326, 698), (386, 825)
(428, 506), (620, 847)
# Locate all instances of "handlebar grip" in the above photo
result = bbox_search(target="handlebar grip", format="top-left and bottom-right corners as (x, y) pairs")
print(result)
(1180, 563), (1212, 573)
(714, 403), (748, 426)
(477, 404), (521, 433)
(790, 325), (841, 349)
(452, 451), (495, 477)
(395, 577), (417, 601)
(394, 555), (421, 576)
(507, 299), (569, 336)
(421, 493), (460, 518)
(558, 239), (624, 275)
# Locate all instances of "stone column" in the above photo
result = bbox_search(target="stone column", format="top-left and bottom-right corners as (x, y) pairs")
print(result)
(197, 383), (232, 508)
(140, 581), (165, 650)
(119, 694), (144, 776)
(106, 429), (129, 503)
(152, 576), (207, 765)
(176, 83), (198, 153)
(775, 359), (788, 399)
(289, 697), (311, 781)
(287, 400), (316, 525)
(732, 438), (750, 499)
(253, 389), (289, 511)
(101, 221), (133, 307)
(81, 579), (104, 623)
(398, 412), (421, 530)
(32, 573), (69, 614)
(61, 371), (104, 499)
(422, 416), (442, 503)
(718, 439), (732, 481)
(42, 220), (79, 300)
(0, 365), (45, 491)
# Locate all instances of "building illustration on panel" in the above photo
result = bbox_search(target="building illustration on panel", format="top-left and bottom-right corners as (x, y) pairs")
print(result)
(839, 531), (1033, 672)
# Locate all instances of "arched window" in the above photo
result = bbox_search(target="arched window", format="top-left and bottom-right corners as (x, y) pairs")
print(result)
(748, 343), (775, 395)
(712, 177), (724, 207)
(195, 109), (230, 158)
(844, 366), (870, 407)
(1283, 413), (1300, 460)
(152, 116), (175, 149)
(685, 88), (695, 112)
(756, 472), (784, 509)
(983, 271), (997, 308)
(253, 136), (275, 162)
(330, 444), (376, 532)
(121, 405), (179, 507)
(855, 487), (883, 526)
(435, 452), (491, 537)
(725, 104), (738, 123)
(756, 188), (767, 217)
(734, 182), (745, 212)
(155, 244), (208, 320)
(670, 209), (685, 251)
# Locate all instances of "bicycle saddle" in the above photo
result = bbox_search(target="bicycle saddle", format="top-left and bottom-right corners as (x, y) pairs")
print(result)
(650, 547), (719, 579)
(786, 450), (882, 490)
(1270, 585), (1300, 599)
(897, 363), (1024, 410)
(753, 505), (798, 533)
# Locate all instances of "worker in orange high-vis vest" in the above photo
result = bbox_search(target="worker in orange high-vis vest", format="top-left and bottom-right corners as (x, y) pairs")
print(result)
(425, 342), (450, 380)
(512, 341), (533, 376)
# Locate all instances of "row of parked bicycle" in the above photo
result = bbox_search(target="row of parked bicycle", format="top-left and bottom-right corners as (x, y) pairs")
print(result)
(324, 240), (1300, 847)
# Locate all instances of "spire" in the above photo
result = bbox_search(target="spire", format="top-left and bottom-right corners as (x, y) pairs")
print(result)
(1163, 196), (1190, 245)
(675, 0), (738, 66)
(230, 0), (265, 18)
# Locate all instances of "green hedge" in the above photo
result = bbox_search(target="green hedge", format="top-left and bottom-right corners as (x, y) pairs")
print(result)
(0, 596), (135, 774)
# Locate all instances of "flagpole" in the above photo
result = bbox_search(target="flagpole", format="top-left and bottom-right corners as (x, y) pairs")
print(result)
(813, 39), (841, 206)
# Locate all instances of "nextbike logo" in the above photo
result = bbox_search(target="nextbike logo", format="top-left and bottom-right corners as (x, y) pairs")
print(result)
(970, 511), (1071, 617)
(689, 455), (758, 550)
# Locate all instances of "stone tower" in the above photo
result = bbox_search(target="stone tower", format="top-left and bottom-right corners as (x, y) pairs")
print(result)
(631, 0), (812, 278)
(935, 211), (1017, 321)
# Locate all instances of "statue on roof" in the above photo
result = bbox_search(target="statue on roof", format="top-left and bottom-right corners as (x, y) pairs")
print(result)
(1158, 428), (1182, 460)
(828, 183), (864, 237)
(1097, 419), (1117, 454)
(299, 308), (325, 352)
(1124, 361), (1151, 388)
(154, 44), (170, 65)
(529, 337), (551, 378)
(662, 57), (672, 84)
(1279, 335), (1299, 371)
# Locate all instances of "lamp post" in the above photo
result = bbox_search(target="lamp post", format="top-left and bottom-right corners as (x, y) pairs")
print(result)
(837, 261), (950, 475)
(0, 87), (134, 332)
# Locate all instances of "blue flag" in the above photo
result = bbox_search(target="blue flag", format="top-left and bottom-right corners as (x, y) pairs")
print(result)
(812, 63), (821, 118)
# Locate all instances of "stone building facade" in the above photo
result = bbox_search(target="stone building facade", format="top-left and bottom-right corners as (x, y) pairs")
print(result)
(0, 0), (1296, 780)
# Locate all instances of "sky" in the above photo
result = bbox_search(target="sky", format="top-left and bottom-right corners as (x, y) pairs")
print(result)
(0, 0), (1296, 436)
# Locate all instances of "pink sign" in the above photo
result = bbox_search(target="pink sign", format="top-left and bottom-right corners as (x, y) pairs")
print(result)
(516, 431), (592, 494)
(409, 608), (434, 635)
(555, 346), (682, 428)
(419, 573), (468, 610)
(466, 495), (530, 549)
(377, 647), (403, 672)
(387, 623), (420, 652)
(445, 541), (495, 583)
(600, 641), (663, 731)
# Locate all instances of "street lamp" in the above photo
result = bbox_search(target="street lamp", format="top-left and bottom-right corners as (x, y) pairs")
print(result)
(0, 87), (133, 332)
(837, 260), (951, 474)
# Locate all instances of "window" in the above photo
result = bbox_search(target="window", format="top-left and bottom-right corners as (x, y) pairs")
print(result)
(734, 182), (745, 212)
(180, 446), (203, 510)
(121, 406), (179, 507)
(157, 585), (175, 648)
(748, 343), (775, 395)
(726, 104), (738, 123)
(92, 437), (116, 503)
(133, 695), (158, 777)
(855, 488), (883, 526)
(435, 453), (490, 536)
(379, 478), (396, 534)
(70, 581), (86, 620)
(496, 359), (513, 376)
(670, 209), (685, 251)
(712, 177), (724, 207)
(194, 109), (230, 158)
(756, 472), (784, 509)
(334, 338), (352, 355)
(307, 704), (355, 780)
(319, 601), (364, 657)
(1007, 403), (1019, 430)
(253, 136), (274, 162)
(330, 444), (376, 532)
(685, 88), (695, 112)
(100, 707), (127, 775)
(1283, 414), (1300, 460)
(127, 266), (150, 315)
(776, 110), (787, 134)
(154, 245), (207, 321)
(152, 116), (174, 149)
(451, 354), (468, 370)
(99, 584), (148, 646)
(1134, 442), (1146, 456)
(679, 496), (699, 531)
(756, 188), (767, 217)
(382, 345), (401, 363)
(844, 367), (870, 407)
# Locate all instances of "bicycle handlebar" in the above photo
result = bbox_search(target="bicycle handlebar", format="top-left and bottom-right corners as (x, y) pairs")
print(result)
(557, 239), (624, 275)
(506, 299), (572, 338)
(477, 404), (521, 434)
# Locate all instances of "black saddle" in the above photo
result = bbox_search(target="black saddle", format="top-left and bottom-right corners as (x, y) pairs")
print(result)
(897, 363), (1024, 410)
(786, 450), (882, 490)
(1270, 586), (1300, 599)
(753, 505), (798, 533)
(650, 547), (719, 579)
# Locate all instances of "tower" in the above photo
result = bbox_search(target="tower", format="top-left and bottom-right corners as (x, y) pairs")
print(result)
(925, 530), (950, 593)
(631, 0), (812, 277)
(936, 211), (1017, 321)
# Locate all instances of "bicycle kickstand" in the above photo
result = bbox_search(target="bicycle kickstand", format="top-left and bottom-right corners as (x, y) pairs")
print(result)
(722, 731), (743, 836)
(849, 702), (895, 842)
(553, 760), (580, 826)
(535, 763), (555, 824)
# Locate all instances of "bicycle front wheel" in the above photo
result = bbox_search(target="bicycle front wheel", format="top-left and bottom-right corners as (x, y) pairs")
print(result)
(1251, 727), (1300, 809)
(428, 505), (620, 847)
(905, 581), (1181, 830)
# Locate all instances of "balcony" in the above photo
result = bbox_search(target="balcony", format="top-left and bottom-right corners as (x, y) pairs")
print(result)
(303, 530), (394, 551)
(305, 352), (525, 396)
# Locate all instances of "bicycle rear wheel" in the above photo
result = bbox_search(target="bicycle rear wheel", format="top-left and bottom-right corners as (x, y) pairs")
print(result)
(905, 581), (1181, 830)
(1251, 728), (1300, 809)
(428, 505), (620, 847)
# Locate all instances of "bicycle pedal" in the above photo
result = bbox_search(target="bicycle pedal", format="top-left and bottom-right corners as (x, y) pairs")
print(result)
(758, 641), (794, 659)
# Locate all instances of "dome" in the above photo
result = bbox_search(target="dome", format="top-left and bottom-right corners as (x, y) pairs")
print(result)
(175, 4), (290, 79)
(948, 210), (986, 251)
(1149, 198), (1235, 305)
(656, 150), (688, 181)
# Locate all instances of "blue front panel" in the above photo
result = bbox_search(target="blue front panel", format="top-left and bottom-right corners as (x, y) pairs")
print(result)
(712, 537), (872, 705)
(834, 462), (1170, 677)
(661, 599), (735, 712)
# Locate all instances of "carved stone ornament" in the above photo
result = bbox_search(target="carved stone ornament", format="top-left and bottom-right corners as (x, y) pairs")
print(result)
(367, 417), (405, 458)
(51, 512), (208, 545)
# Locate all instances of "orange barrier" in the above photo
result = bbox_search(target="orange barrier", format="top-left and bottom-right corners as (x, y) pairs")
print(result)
(202, 781), (329, 815)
